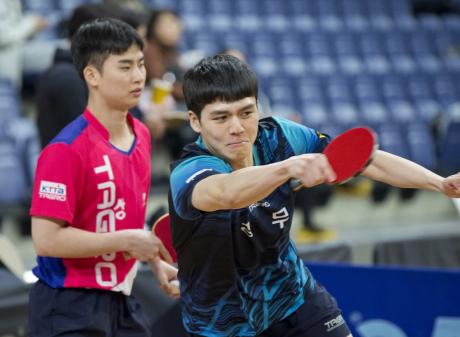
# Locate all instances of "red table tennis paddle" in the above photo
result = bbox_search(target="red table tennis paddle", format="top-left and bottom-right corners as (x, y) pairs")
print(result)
(152, 213), (177, 263)
(290, 126), (378, 190)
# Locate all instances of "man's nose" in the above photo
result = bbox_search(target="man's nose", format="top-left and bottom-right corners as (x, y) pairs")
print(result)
(229, 116), (244, 134)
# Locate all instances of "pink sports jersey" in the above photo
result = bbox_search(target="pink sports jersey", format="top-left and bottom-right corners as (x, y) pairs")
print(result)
(30, 109), (151, 295)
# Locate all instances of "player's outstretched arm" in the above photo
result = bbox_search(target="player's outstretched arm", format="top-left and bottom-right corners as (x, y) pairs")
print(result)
(362, 150), (460, 197)
(191, 153), (335, 212)
(31, 216), (170, 262)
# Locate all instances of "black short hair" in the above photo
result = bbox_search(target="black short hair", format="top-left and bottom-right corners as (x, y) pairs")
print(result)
(183, 54), (259, 118)
(71, 17), (144, 79)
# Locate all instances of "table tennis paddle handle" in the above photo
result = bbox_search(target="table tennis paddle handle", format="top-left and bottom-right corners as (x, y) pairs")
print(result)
(289, 178), (303, 191)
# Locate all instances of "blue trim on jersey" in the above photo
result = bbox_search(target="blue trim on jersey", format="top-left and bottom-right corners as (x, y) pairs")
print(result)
(33, 256), (67, 288)
(272, 116), (319, 155)
(50, 115), (88, 145)
(110, 135), (138, 155)
(171, 155), (232, 220)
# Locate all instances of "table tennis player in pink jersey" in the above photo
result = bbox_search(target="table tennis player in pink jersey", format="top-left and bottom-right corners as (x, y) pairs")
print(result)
(28, 18), (177, 337)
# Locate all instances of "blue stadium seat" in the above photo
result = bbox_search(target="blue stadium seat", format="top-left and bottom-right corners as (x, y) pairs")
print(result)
(418, 14), (444, 32)
(330, 100), (359, 126)
(415, 53), (442, 73)
(288, 0), (316, 16)
(325, 77), (352, 102)
(208, 14), (233, 32)
(247, 33), (277, 58)
(337, 55), (364, 75)
(0, 140), (28, 206)
(266, 77), (296, 107)
(296, 77), (325, 105)
(353, 75), (381, 101)
(409, 32), (435, 55)
(438, 108), (460, 175)
(0, 96), (22, 121)
(264, 15), (291, 32)
(376, 124), (410, 159)
(383, 31), (410, 56)
(220, 32), (247, 54)
(358, 99), (389, 124)
(178, 0), (205, 15)
(5, 118), (40, 188)
(332, 32), (359, 56)
(386, 99), (418, 122)
(407, 74), (440, 121)
(309, 56), (337, 75)
(433, 73), (458, 108)
(278, 35), (304, 57)
(234, 0), (259, 15)
(208, 0), (233, 15)
(147, 0), (177, 9)
(181, 14), (205, 32)
(388, 0), (412, 18)
(381, 74), (408, 101)
(190, 33), (219, 56)
(406, 123), (437, 170)
(389, 54), (417, 73)
(442, 14), (460, 34)
(301, 102), (330, 129)
(304, 32), (331, 56)
(22, 0), (57, 13)
(341, 0), (366, 17)
(251, 57), (279, 77)
(56, 0), (100, 14)
(358, 32), (385, 56)
(235, 14), (263, 32)
(280, 57), (308, 77)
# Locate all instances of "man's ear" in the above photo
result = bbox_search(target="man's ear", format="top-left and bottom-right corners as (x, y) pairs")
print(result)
(188, 111), (201, 133)
(83, 65), (99, 88)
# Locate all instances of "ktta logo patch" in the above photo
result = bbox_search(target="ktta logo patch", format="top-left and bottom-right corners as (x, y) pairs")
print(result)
(39, 181), (67, 201)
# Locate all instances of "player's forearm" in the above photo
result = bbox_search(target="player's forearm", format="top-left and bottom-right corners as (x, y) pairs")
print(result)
(32, 221), (130, 258)
(193, 161), (290, 211)
(363, 150), (443, 192)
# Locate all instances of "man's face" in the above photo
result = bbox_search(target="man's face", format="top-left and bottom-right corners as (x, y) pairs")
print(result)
(91, 44), (146, 111)
(189, 97), (259, 169)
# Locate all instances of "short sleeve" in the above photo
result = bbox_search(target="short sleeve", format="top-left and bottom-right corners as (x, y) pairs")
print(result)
(170, 155), (231, 220)
(30, 143), (80, 224)
(274, 116), (330, 154)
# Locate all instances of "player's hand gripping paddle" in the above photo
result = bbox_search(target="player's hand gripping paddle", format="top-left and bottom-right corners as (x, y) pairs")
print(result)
(290, 127), (378, 190)
(152, 213), (177, 263)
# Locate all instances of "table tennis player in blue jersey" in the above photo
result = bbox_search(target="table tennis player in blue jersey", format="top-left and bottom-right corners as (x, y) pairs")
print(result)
(168, 54), (460, 337)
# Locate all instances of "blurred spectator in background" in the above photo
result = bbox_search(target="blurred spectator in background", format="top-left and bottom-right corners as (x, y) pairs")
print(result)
(220, 47), (334, 242)
(0, 0), (47, 89)
(141, 9), (196, 160)
(35, 4), (146, 149)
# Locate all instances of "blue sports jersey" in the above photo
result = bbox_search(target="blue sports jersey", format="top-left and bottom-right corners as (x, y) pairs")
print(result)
(169, 116), (330, 337)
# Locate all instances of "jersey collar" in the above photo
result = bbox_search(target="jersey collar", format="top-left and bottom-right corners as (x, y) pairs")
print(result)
(83, 108), (136, 141)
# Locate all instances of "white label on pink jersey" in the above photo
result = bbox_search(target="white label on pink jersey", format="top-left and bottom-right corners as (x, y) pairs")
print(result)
(39, 180), (67, 201)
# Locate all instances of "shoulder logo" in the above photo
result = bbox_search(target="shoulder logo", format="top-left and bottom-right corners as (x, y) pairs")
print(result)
(39, 181), (67, 202)
(186, 168), (213, 183)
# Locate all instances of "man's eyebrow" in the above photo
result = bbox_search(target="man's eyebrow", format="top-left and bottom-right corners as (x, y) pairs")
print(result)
(117, 56), (144, 64)
(209, 109), (229, 116)
(209, 103), (256, 116)
(238, 103), (256, 111)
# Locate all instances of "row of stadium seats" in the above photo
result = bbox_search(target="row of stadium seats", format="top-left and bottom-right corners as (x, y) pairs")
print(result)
(0, 79), (39, 211)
